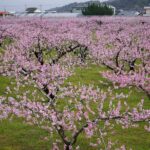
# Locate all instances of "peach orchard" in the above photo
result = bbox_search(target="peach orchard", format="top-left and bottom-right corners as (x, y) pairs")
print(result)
(0, 17), (150, 150)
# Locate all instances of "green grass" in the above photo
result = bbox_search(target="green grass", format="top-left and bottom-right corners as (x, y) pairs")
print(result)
(0, 63), (150, 150)
(66, 64), (149, 108)
(0, 119), (52, 150)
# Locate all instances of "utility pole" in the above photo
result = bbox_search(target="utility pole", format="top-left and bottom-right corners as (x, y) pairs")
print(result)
(25, 4), (27, 12)
(39, 5), (43, 20)
(39, 4), (42, 12)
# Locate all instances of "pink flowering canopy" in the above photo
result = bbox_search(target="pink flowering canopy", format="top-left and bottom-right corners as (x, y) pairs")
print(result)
(0, 17), (150, 150)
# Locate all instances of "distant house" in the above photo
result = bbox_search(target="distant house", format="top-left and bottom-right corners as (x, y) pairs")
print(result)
(45, 10), (57, 14)
(72, 3), (93, 13)
(72, 6), (86, 13)
(26, 7), (43, 14)
(8, 11), (16, 15)
(143, 6), (150, 16)
(0, 11), (11, 17)
(34, 9), (42, 13)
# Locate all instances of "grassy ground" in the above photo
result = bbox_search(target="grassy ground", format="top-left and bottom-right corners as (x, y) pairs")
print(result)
(0, 63), (150, 150)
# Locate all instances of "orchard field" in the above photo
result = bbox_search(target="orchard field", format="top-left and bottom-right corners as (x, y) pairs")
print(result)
(0, 17), (150, 150)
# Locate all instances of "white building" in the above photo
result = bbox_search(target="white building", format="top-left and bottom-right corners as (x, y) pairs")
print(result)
(72, 6), (86, 14)
(118, 10), (140, 16)
(34, 9), (42, 13)
(143, 6), (150, 16)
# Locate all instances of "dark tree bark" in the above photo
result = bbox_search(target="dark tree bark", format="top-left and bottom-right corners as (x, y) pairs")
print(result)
(129, 59), (136, 71)
(51, 44), (80, 65)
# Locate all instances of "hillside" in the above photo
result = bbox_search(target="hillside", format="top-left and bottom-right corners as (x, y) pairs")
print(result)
(49, 2), (78, 12)
(49, 0), (150, 12)
(107, 0), (150, 10)
(49, 1), (103, 12)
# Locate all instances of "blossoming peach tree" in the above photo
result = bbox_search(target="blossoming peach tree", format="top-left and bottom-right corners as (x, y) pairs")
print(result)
(89, 18), (150, 99)
(0, 17), (150, 150)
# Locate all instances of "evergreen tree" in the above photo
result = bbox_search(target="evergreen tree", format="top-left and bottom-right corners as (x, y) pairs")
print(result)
(82, 3), (114, 16)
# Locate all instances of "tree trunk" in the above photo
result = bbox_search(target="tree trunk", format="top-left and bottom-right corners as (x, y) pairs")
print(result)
(65, 145), (70, 150)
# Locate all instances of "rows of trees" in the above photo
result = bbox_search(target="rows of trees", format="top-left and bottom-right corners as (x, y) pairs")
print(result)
(0, 17), (150, 150)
